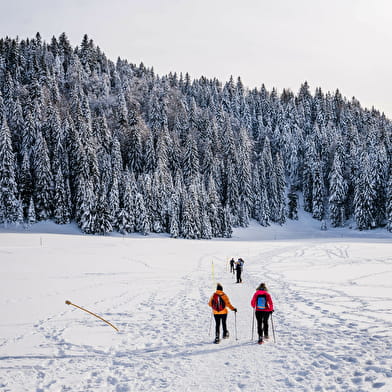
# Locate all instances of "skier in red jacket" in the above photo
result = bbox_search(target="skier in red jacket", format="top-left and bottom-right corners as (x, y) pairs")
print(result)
(250, 282), (274, 344)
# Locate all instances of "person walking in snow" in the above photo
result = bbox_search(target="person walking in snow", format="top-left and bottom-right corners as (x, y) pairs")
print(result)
(235, 258), (244, 283)
(208, 283), (237, 344)
(250, 282), (274, 344)
(229, 258), (235, 274)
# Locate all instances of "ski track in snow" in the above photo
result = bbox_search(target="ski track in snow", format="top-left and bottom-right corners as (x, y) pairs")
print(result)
(0, 233), (391, 391)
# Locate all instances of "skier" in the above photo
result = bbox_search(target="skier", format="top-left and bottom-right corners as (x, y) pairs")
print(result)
(229, 258), (235, 274)
(235, 258), (244, 283)
(250, 282), (274, 344)
(208, 283), (237, 344)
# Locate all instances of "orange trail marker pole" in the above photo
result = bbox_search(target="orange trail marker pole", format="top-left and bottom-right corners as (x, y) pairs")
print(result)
(65, 300), (119, 332)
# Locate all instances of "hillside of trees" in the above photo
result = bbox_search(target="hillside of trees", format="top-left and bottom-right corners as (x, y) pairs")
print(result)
(0, 33), (391, 237)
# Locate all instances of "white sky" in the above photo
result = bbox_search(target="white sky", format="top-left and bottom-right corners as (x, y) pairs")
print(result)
(1, 0), (391, 118)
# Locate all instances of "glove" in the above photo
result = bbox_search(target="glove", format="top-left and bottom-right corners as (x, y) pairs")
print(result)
(233, 308), (237, 313)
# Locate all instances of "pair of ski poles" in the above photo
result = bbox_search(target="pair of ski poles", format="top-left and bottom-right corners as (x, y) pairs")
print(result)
(209, 311), (238, 340)
(251, 307), (276, 343)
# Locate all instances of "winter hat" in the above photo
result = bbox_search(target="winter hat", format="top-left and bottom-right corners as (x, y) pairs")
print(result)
(257, 283), (268, 291)
(216, 283), (223, 291)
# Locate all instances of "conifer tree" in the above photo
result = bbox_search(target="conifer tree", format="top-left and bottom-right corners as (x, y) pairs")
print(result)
(288, 190), (299, 220)
(386, 169), (392, 232)
(116, 171), (135, 234)
(312, 163), (325, 220)
(329, 152), (347, 227)
(206, 175), (224, 236)
(0, 117), (18, 223)
(78, 178), (96, 234)
(168, 190), (181, 238)
(274, 152), (286, 224)
(253, 161), (270, 226)
(354, 154), (376, 230)
(182, 131), (200, 187)
(237, 128), (253, 226)
(180, 192), (197, 239)
(302, 140), (316, 213)
(94, 184), (113, 234)
(199, 189), (212, 239)
(143, 130), (156, 174)
(27, 197), (36, 226)
(53, 167), (71, 224)
(221, 205), (232, 238)
(134, 191), (150, 235)
(127, 117), (144, 176)
(31, 131), (53, 220)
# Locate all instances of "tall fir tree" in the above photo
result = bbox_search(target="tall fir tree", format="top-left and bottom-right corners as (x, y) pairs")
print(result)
(354, 154), (376, 230)
(0, 117), (19, 223)
(329, 152), (347, 227)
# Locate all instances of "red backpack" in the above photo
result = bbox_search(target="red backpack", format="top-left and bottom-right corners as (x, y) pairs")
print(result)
(211, 293), (226, 312)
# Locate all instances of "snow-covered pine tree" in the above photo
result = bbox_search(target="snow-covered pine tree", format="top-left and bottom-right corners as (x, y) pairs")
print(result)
(329, 151), (347, 227)
(127, 112), (144, 176)
(274, 152), (286, 224)
(31, 130), (53, 221)
(168, 190), (181, 238)
(134, 191), (150, 235)
(302, 139), (316, 213)
(53, 167), (71, 224)
(94, 183), (113, 234)
(205, 175), (224, 237)
(312, 162), (325, 220)
(354, 153), (376, 230)
(27, 197), (36, 226)
(288, 191), (299, 220)
(199, 190), (212, 239)
(386, 167), (392, 232)
(182, 131), (200, 188)
(0, 115), (19, 224)
(78, 178), (96, 234)
(237, 128), (253, 227)
(221, 204), (232, 238)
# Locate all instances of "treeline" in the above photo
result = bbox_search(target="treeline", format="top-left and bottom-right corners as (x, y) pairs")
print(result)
(0, 33), (391, 237)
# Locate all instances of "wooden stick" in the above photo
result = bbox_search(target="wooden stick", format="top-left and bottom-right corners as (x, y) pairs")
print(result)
(65, 300), (119, 332)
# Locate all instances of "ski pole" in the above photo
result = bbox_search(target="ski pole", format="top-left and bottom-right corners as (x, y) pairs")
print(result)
(208, 311), (213, 336)
(251, 308), (255, 340)
(235, 312), (238, 341)
(65, 300), (119, 332)
(271, 312), (276, 343)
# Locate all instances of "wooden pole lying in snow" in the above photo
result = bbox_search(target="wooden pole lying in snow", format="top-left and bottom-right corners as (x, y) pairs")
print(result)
(65, 300), (119, 332)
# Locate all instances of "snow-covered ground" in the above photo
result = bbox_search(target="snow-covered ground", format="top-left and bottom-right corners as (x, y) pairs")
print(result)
(0, 218), (391, 392)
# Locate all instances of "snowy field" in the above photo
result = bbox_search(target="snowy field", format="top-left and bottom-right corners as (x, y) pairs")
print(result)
(0, 219), (391, 392)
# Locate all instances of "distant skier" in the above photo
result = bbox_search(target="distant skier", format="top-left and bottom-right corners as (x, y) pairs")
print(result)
(235, 258), (244, 283)
(250, 282), (274, 344)
(208, 283), (237, 344)
(229, 258), (235, 274)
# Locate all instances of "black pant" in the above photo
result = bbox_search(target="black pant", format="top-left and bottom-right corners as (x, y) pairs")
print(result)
(230, 264), (234, 273)
(214, 314), (228, 337)
(236, 268), (242, 283)
(255, 311), (270, 338)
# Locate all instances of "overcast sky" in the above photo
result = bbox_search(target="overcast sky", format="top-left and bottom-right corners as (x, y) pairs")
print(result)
(1, 0), (391, 118)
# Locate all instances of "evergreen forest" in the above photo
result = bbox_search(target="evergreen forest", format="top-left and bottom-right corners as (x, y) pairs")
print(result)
(1, 33), (392, 237)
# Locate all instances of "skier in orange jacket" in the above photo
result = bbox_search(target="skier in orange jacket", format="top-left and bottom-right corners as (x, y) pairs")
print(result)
(208, 283), (237, 343)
